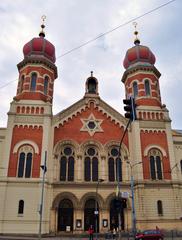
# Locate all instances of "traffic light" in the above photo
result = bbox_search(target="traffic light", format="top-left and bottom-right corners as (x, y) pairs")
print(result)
(123, 96), (137, 121)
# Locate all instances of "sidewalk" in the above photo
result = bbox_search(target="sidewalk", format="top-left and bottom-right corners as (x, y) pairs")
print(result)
(0, 235), (182, 240)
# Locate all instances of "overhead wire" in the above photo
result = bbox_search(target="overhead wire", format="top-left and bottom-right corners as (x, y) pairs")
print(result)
(0, 0), (176, 90)
(56, 0), (175, 59)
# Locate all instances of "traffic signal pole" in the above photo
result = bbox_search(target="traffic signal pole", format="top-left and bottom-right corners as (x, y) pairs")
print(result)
(117, 119), (131, 240)
(131, 175), (136, 238)
(38, 151), (47, 240)
(116, 96), (137, 239)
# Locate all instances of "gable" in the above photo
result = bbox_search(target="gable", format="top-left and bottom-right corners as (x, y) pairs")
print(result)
(53, 97), (129, 147)
(53, 97), (127, 128)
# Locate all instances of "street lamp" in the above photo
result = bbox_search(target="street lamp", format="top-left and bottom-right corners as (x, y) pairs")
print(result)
(95, 178), (104, 240)
(126, 161), (142, 240)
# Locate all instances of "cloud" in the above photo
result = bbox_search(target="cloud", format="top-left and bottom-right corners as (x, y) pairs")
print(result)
(0, 0), (182, 130)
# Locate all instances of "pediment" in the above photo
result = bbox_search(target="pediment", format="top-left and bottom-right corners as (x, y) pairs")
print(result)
(53, 96), (128, 129)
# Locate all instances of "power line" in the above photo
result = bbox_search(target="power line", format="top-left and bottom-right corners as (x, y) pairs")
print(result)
(0, 0), (176, 90)
(56, 0), (175, 59)
(0, 79), (18, 89)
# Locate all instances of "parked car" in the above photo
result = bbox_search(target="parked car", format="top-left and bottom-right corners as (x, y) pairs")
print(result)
(135, 229), (164, 240)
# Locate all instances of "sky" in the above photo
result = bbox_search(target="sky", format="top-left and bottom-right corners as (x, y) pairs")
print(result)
(0, 0), (181, 129)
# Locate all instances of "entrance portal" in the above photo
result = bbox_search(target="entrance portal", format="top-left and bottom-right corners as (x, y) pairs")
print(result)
(84, 199), (99, 232)
(58, 199), (73, 231)
(110, 198), (127, 231)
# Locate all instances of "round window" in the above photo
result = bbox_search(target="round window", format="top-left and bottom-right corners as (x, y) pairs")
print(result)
(111, 148), (119, 157)
(87, 148), (96, 156)
(64, 147), (72, 156)
(87, 121), (96, 129)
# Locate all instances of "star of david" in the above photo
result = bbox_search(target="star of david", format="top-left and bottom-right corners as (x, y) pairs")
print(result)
(80, 113), (103, 136)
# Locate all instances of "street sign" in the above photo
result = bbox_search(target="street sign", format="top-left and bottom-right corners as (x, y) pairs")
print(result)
(122, 191), (130, 198)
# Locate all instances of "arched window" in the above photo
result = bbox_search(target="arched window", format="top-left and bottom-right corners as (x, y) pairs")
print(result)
(108, 158), (115, 181)
(149, 149), (163, 180)
(20, 75), (25, 93)
(108, 147), (122, 182)
(60, 146), (74, 181)
(144, 79), (150, 96)
(17, 146), (33, 178)
(133, 82), (138, 98)
(30, 72), (37, 91)
(68, 156), (74, 181)
(157, 200), (163, 215)
(180, 160), (182, 173)
(44, 76), (49, 95)
(84, 147), (98, 181)
(18, 200), (24, 214)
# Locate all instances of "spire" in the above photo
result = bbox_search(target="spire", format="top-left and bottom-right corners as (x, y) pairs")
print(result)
(91, 71), (93, 77)
(39, 15), (46, 38)
(133, 22), (140, 45)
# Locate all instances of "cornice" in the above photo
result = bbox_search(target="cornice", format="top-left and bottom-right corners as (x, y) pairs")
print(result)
(121, 65), (161, 83)
(139, 120), (166, 129)
(53, 97), (128, 129)
(17, 56), (57, 78)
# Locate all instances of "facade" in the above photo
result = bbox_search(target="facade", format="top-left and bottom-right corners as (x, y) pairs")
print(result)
(0, 24), (182, 235)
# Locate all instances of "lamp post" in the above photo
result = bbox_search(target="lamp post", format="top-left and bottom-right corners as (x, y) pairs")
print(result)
(95, 178), (104, 240)
(126, 161), (142, 240)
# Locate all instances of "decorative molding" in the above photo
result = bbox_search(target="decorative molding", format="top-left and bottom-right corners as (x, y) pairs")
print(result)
(175, 145), (182, 150)
(140, 121), (165, 129)
(53, 97), (128, 129)
(80, 139), (104, 153)
(98, 99), (127, 127)
(13, 140), (39, 154)
(53, 98), (86, 127)
(53, 139), (80, 155)
(80, 113), (103, 136)
(104, 140), (129, 159)
(140, 129), (166, 134)
(14, 116), (44, 124)
(143, 144), (167, 157)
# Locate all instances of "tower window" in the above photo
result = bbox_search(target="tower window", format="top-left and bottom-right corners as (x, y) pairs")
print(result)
(133, 82), (138, 98)
(30, 73), (37, 92)
(17, 146), (33, 178)
(180, 160), (182, 173)
(44, 76), (49, 95)
(88, 78), (96, 93)
(60, 146), (75, 181)
(149, 149), (163, 180)
(144, 79), (150, 96)
(84, 147), (98, 181)
(18, 200), (24, 214)
(157, 200), (163, 215)
(108, 147), (122, 182)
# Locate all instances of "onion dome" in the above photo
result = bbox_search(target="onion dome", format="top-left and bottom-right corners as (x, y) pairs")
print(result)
(23, 16), (56, 63)
(123, 23), (155, 69)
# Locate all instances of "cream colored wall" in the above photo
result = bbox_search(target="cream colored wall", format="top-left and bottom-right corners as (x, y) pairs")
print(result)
(0, 128), (6, 176)
(136, 186), (182, 230)
(0, 180), (50, 234)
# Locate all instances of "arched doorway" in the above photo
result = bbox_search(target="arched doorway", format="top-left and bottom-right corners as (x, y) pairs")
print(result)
(84, 199), (99, 232)
(110, 198), (127, 231)
(58, 199), (73, 231)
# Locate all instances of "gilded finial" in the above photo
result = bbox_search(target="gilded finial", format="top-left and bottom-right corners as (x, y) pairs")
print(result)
(133, 22), (140, 45)
(39, 15), (46, 38)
